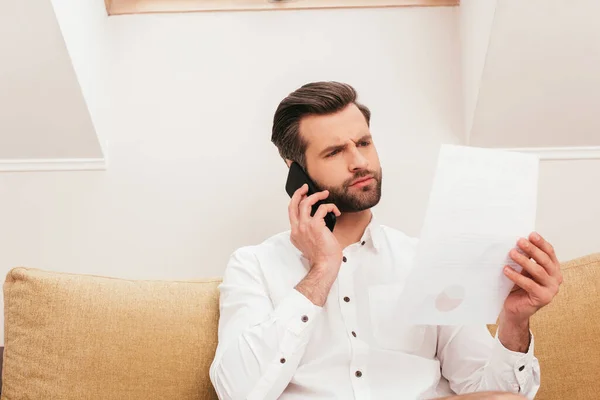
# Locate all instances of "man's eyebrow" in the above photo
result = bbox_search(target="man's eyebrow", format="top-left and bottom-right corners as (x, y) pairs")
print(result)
(318, 134), (373, 157)
(319, 143), (346, 157)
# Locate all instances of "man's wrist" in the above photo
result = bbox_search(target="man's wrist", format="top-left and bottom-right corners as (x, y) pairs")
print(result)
(295, 265), (336, 307)
(498, 312), (531, 353)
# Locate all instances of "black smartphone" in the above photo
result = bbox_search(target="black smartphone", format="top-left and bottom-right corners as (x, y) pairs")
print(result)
(285, 162), (336, 232)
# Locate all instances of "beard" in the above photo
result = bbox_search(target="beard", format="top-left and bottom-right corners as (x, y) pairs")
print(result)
(314, 168), (383, 213)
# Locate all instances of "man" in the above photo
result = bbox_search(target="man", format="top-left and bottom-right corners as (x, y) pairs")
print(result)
(209, 82), (563, 399)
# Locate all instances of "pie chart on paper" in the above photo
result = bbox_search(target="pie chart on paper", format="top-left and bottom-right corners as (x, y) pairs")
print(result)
(435, 284), (466, 312)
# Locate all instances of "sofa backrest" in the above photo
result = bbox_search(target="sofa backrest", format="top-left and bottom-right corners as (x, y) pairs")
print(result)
(2, 268), (221, 400)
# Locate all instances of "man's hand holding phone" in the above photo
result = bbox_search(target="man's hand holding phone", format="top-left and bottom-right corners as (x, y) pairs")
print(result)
(289, 184), (342, 307)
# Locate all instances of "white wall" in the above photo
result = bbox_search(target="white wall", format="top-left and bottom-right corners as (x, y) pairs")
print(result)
(0, 6), (463, 343)
(536, 159), (600, 262)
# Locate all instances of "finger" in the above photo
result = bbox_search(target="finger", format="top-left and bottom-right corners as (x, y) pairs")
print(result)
(299, 190), (330, 221)
(516, 238), (554, 276)
(504, 265), (543, 294)
(529, 232), (560, 266)
(526, 233), (564, 284)
(313, 203), (341, 221)
(508, 268), (532, 292)
(510, 248), (552, 286)
(288, 184), (308, 227)
(521, 268), (533, 279)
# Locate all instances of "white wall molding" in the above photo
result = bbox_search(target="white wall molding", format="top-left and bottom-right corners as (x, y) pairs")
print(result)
(0, 158), (106, 172)
(500, 146), (600, 161)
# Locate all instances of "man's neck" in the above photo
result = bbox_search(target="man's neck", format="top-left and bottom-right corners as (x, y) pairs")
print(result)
(333, 209), (373, 249)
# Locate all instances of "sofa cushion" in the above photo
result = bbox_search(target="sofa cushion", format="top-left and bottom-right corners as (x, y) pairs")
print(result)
(2, 267), (221, 400)
(488, 253), (600, 400)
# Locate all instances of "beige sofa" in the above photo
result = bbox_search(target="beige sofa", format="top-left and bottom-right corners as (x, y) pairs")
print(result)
(1, 253), (598, 399)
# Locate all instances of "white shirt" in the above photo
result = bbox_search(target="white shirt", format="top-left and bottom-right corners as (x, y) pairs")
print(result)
(209, 216), (541, 400)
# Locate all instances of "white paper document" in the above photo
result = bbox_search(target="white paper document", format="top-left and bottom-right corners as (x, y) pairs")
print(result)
(395, 144), (540, 325)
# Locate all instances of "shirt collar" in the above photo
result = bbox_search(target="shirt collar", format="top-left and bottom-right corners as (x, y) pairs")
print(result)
(360, 211), (383, 252)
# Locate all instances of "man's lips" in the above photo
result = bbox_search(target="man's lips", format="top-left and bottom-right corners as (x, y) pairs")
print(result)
(350, 176), (374, 186)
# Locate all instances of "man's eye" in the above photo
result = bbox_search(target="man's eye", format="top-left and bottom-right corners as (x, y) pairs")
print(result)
(359, 141), (371, 147)
(327, 149), (341, 157)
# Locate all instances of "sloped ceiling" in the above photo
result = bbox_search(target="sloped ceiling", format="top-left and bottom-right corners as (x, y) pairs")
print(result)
(469, 0), (600, 148)
(0, 0), (103, 160)
(460, 0), (497, 144)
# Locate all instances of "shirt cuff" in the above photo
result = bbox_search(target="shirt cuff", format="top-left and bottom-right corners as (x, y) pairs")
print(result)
(490, 328), (536, 391)
(272, 288), (322, 337)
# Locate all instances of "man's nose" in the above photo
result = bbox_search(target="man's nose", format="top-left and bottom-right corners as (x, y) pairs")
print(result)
(348, 146), (369, 171)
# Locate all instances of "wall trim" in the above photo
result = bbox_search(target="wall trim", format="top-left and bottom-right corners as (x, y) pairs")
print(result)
(108, 0), (459, 15)
(2, 147), (596, 172)
(0, 158), (107, 172)
(500, 146), (600, 161)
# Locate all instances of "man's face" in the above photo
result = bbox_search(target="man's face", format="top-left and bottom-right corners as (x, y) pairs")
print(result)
(299, 103), (382, 213)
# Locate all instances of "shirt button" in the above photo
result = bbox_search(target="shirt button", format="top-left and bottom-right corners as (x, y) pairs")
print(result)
(280, 358), (286, 364)
(301, 315), (308, 322)
(352, 331), (357, 337)
(519, 365), (525, 372)
(342, 256), (347, 262)
(355, 370), (363, 378)
(361, 241), (366, 246)
(343, 296), (350, 302)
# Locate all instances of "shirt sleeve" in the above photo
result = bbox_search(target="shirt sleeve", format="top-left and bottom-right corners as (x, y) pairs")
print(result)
(209, 247), (322, 400)
(437, 324), (541, 398)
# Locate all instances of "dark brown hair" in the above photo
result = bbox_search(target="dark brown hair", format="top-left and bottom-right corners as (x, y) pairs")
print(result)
(271, 81), (371, 168)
